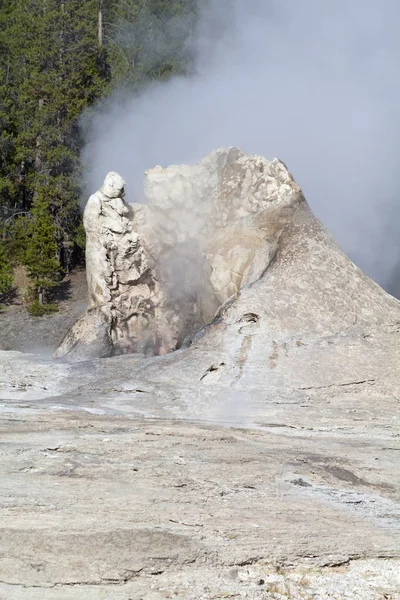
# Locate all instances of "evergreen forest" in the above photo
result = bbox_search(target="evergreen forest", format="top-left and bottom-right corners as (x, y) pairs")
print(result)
(0, 0), (197, 306)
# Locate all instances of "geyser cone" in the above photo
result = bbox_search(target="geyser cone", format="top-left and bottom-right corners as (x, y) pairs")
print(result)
(170, 199), (400, 391)
(55, 148), (303, 361)
(55, 148), (400, 411)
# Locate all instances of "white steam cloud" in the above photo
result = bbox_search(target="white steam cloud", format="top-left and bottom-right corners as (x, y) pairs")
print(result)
(83, 0), (400, 293)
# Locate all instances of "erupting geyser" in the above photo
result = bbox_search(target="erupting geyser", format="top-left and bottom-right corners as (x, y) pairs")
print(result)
(55, 148), (303, 361)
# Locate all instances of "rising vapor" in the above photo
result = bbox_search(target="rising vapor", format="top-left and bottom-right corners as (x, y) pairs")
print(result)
(82, 0), (400, 293)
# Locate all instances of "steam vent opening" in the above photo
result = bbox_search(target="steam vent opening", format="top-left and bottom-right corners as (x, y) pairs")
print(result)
(55, 148), (304, 363)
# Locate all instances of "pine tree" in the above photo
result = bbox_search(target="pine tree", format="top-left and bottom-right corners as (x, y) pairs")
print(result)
(0, 0), (199, 279)
(0, 0), (110, 266)
(24, 193), (62, 304)
(105, 0), (197, 88)
(0, 0), (22, 210)
(0, 240), (13, 297)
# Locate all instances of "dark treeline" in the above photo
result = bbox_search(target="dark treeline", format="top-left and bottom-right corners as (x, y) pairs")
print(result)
(0, 0), (197, 306)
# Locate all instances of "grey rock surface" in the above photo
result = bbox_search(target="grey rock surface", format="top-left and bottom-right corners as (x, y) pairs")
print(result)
(0, 269), (88, 355)
(1, 149), (400, 598)
(0, 406), (399, 599)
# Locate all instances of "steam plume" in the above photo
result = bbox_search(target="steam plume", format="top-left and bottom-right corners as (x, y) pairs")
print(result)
(83, 0), (400, 293)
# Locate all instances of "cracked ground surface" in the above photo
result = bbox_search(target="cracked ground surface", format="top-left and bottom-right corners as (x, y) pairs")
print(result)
(0, 400), (399, 599)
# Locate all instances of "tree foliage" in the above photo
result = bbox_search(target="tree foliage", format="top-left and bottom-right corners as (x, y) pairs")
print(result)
(106, 0), (198, 88)
(0, 0), (109, 240)
(24, 193), (62, 303)
(0, 0), (198, 300)
(0, 239), (13, 297)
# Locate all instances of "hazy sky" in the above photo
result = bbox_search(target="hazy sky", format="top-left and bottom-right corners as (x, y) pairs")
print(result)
(83, 0), (400, 291)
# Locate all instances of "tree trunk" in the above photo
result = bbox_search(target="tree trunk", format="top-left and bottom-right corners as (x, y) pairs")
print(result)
(60, 1), (65, 68)
(98, 1), (103, 46)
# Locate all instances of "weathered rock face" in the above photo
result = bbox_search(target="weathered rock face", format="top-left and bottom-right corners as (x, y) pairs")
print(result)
(55, 172), (162, 360)
(56, 148), (303, 361)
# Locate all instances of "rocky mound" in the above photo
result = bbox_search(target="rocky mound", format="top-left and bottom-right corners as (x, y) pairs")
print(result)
(50, 147), (400, 425)
(55, 148), (305, 361)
